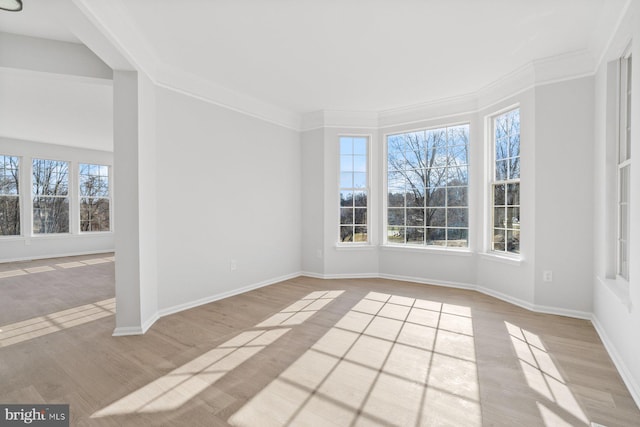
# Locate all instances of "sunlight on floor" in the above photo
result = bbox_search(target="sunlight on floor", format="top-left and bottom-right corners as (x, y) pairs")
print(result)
(92, 290), (344, 418)
(0, 298), (116, 347)
(229, 291), (481, 426)
(505, 321), (590, 426)
(0, 256), (114, 279)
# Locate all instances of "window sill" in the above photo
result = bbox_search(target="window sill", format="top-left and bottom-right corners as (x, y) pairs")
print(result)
(380, 244), (472, 257)
(598, 276), (632, 312)
(478, 252), (523, 266)
(335, 243), (376, 251)
(31, 232), (113, 240)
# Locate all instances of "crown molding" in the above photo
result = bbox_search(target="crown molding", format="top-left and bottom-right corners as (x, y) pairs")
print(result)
(307, 49), (596, 131)
(156, 65), (302, 131)
(72, 0), (601, 133)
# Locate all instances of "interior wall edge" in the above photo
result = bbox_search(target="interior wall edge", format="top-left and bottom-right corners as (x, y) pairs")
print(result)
(592, 313), (640, 410)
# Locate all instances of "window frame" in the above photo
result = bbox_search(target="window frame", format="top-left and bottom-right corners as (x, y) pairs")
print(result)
(0, 154), (21, 237)
(617, 49), (632, 280)
(383, 122), (471, 249)
(31, 158), (71, 235)
(79, 163), (112, 233)
(338, 135), (370, 245)
(488, 106), (521, 257)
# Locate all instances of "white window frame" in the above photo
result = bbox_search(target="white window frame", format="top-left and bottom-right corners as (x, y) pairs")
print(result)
(32, 158), (70, 235)
(383, 123), (470, 249)
(79, 163), (112, 233)
(0, 154), (21, 237)
(617, 49), (632, 280)
(338, 135), (370, 245)
(488, 106), (521, 257)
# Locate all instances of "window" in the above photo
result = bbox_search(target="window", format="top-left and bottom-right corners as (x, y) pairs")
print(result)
(386, 124), (469, 247)
(339, 136), (368, 243)
(32, 159), (69, 234)
(618, 53), (632, 280)
(0, 155), (20, 236)
(80, 164), (110, 232)
(491, 108), (520, 254)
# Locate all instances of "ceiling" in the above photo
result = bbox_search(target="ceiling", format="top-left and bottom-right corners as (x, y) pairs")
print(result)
(0, 0), (630, 115)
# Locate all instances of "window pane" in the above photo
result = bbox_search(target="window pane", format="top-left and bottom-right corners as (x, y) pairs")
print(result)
(0, 156), (19, 195)
(447, 187), (467, 207)
(354, 191), (367, 207)
(496, 137), (509, 160)
(353, 138), (367, 155)
(406, 208), (424, 226)
(388, 208), (405, 226)
(33, 159), (69, 196)
(388, 190), (405, 208)
(495, 160), (508, 181)
(340, 226), (354, 242)
(494, 184), (506, 206)
(340, 137), (353, 155)
(509, 134), (521, 158)
(407, 228), (424, 245)
(493, 229), (506, 251)
(340, 155), (353, 172)
(447, 165), (468, 185)
(340, 172), (353, 188)
(509, 157), (520, 179)
(447, 208), (468, 227)
(33, 196), (69, 234)
(353, 155), (367, 172)
(494, 207), (506, 228)
(340, 191), (353, 207)
(354, 208), (367, 225)
(426, 208), (446, 227)
(0, 195), (20, 236)
(426, 187), (446, 207)
(507, 183), (520, 205)
(507, 230), (520, 253)
(340, 208), (353, 225)
(387, 226), (405, 244)
(449, 145), (468, 165)
(426, 228), (446, 246)
(80, 198), (110, 232)
(447, 229), (468, 247)
(353, 172), (366, 188)
(354, 226), (367, 242)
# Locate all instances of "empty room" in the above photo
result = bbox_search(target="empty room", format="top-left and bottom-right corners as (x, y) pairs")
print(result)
(0, 0), (639, 426)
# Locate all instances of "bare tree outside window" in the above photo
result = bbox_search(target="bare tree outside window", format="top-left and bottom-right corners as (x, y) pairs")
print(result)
(32, 159), (69, 234)
(387, 124), (469, 247)
(0, 155), (20, 236)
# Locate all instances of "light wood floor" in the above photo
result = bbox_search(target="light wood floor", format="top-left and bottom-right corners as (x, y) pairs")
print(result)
(0, 255), (638, 426)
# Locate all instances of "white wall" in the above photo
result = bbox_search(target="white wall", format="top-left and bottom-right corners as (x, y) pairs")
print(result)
(534, 77), (594, 313)
(154, 87), (301, 312)
(301, 128), (325, 275)
(0, 137), (114, 261)
(592, 0), (640, 407)
(0, 33), (113, 152)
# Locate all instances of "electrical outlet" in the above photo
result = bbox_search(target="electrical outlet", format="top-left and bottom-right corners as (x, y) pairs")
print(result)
(316, 249), (323, 259)
(543, 270), (553, 282)
(230, 260), (237, 271)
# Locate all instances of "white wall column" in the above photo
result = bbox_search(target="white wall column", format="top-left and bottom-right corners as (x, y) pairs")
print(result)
(113, 70), (158, 335)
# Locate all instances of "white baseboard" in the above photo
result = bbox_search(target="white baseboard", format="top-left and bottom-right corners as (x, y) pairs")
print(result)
(157, 271), (303, 319)
(300, 272), (592, 320)
(112, 325), (145, 336)
(1, 249), (115, 264)
(591, 314), (640, 410)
